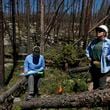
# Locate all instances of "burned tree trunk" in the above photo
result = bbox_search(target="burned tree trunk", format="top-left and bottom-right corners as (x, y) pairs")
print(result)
(83, 0), (93, 49)
(25, 0), (31, 53)
(11, 0), (17, 65)
(0, 0), (4, 87)
(14, 88), (110, 109)
(40, 0), (45, 53)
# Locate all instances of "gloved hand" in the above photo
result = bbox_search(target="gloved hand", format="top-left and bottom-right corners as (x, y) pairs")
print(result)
(93, 61), (100, 68)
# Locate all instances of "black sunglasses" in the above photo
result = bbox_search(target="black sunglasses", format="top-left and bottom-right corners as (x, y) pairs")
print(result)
(96, 28), (105, 32)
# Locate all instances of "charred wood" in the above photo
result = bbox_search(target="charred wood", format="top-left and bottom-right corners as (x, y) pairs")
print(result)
(0, 77), (27, 103)
(14, 88), (110, 109)
(68, 66), (89, 73)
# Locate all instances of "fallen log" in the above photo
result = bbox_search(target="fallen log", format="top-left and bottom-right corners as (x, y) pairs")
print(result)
(0, 77), (27, 103)
(13, 88), (110, 109)
(68, 66), (89, 73)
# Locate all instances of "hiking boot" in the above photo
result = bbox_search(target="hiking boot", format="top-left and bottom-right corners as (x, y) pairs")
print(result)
(25, 95), (33, 101)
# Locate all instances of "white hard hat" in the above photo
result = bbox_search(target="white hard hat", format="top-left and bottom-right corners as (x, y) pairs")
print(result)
(98, 25), (108, 33)
(96, 25), (109, 36)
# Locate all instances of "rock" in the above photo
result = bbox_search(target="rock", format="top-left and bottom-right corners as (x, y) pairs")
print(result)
(13, 97), (21, 103)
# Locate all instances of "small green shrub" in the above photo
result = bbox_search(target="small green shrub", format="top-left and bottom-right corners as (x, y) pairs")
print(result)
(40, 68), (88, 94)
(40, 68), (72, 94)
(73, 79), (88, 92)
(61, 44), (78, 65)
(5, 64), (13, 80)
(44, 44), (78, 68)
(62, 79), (75, 93)
(48, 82), (58, 94)
(12, 105), (22, 110)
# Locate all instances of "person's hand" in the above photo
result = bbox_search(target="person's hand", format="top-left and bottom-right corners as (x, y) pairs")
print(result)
(19, 73), (25, 76)
(87, 57), (91, 64)
(93, 61), (100, 68)
(88, 58), (91, 61)
(20, 72), (27, 76)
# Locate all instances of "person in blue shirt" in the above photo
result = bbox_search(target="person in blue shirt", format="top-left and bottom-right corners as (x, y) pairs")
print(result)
(23, 46), (45, 100)
(86, 25), (110, 90)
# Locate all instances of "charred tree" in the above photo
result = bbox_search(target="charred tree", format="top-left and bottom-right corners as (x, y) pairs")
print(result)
(11, 0), (17, 64)
(78, 0), (86, 41)
(0, 0), (4, 87)
(83, 0), (93, 49)
(25, 0), (31, 53)
(40, 0), (45, 53)
(5, 0), (17, 85)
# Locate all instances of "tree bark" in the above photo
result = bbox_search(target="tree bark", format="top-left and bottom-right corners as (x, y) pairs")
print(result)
(0, 0), (4, 87)
(11, 0), (17, 64)
(0, 78), (27, 103)
(40, 0), (45, 54)
(14, 88), (110, 109)
(25, 0), (31, 53)
(68, 66), (89, 73)
(78, 0), (86, 40)
(83, 0), (93, 49)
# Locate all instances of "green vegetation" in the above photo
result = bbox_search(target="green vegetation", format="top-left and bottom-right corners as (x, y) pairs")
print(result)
(5, 64), (13, 81)
(35, 68), (88, 95)
(12, 105), (22, 110)
(4, 63), (23, 90)
(44, 44), (81, 68)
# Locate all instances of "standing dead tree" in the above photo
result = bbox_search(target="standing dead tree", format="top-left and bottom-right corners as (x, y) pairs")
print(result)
(0, 0), (4, 87)
(40, 0), (45, 53)
(44, 0), (64, 39)
(4, 0), (18, 85)
(82, 0), (93, 49)
(11, 0), (17, 64)
(25, 0), (31, 53)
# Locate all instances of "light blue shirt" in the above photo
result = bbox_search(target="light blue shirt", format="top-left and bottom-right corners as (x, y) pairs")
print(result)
(24, 54), (45, 76)
(86, 37), (110, 73)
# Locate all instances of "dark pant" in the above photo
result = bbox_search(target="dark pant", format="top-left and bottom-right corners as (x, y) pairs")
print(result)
(89, 65), (109, 90)
(27, 75), (40, 96)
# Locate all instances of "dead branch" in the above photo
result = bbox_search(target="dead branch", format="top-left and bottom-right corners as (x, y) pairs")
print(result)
(73, 14), (110, 46)
(44, 0), (64, 35)
(88, 15), (110, 33)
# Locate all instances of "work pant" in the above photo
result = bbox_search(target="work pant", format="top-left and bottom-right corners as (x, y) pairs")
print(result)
(27, 75), (40, 96)
(89, 65), (110, 90)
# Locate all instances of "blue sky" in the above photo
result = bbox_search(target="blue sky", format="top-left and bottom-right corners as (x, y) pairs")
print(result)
(2, 0), (110, 14)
